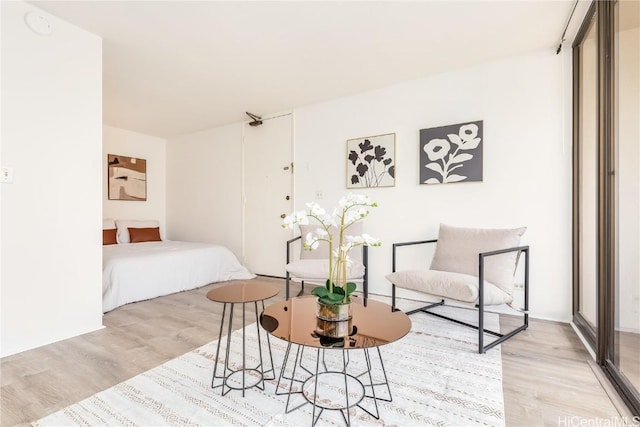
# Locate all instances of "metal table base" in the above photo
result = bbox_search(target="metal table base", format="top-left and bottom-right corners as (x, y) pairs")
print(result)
(275, 343), (393, 426)
(211, 299), (275, 396)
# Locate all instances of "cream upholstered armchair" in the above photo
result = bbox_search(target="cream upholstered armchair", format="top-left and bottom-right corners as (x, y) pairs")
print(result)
(285, 222), (369, 300)
(386, 223), (529, 353)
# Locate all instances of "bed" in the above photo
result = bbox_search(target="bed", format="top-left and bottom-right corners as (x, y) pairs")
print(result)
(102, 219), (254, 313)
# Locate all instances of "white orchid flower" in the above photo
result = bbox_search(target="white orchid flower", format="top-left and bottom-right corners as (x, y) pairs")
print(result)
(306, 201), (326, 216)
(321, 212), (338, 227)
(344, 210), (362, 225)
(344, 235), (360, 243)
(315, 227), (328, 238)
(283, 211), (304, 228)
(353, 194), (375, 207)
(345, 233), (380, 246)
(344, 254), (354, 267)
(304, 232), (319, 250)
(295, 210), (309, 224)
(329, 208), (341, 225)
(355, 194), (368, 205)
(282, 214), (296, 229)
(283, 210), (307, 227)
(282, 194), (380, 301)
(339, 243), (355, 255)
(361, 233), (381, 246)
(338, 195), (349, 208)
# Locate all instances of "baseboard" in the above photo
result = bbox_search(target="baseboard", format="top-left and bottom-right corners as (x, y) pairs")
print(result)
(587, 359), (638, 423)
(570, 321), (597, 360)
(616, 326), (640, 334)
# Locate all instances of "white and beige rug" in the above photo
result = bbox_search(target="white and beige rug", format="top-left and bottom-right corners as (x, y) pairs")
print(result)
(34, 306), (504, 427)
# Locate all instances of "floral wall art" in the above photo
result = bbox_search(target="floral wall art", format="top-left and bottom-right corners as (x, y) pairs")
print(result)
(347, 133), (395, 188)
(419, 121), (483, 184)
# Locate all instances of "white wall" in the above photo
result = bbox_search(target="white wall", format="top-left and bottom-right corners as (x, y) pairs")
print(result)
(103, 126), (167, 237)
(166, 49), (572, 321)
(294, 50), (571, 321)
(1, 2), (103, 357)
(166, 123), (244, 257)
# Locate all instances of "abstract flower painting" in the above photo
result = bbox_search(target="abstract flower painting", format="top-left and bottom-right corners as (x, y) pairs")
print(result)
(419, 121), (483, 185)
(347, 133), (395, 188)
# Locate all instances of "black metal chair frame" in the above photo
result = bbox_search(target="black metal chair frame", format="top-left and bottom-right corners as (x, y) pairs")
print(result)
(285, 235), (369, 300)
(390, 239), (529, 354)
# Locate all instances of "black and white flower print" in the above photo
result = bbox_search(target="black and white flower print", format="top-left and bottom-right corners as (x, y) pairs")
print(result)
(347, 134), (395, 188)
(420, 121), (483, 184)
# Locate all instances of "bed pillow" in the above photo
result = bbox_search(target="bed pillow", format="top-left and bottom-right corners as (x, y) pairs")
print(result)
(115, 219), (160, 243)
(129, 227), (161, 243)
(103, 218), (116, 230)
(103, 229), (117, 245)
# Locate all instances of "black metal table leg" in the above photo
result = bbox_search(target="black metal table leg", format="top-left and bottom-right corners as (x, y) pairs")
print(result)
(207, 282), (280, 396)
(211, 302), (227, 389)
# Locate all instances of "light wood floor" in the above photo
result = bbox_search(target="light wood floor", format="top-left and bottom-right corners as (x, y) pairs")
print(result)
(0, 277), (622, 427)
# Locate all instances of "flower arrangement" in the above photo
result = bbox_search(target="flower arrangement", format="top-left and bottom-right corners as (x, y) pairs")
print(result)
(282, 194), (380, 305)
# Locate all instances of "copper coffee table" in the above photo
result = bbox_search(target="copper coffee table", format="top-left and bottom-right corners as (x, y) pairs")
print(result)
(206, 281), (279, 397)
(260, 295), (411, 425)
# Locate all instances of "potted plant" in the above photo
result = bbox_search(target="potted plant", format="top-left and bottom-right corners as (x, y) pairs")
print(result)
(282, 194), (380, 337)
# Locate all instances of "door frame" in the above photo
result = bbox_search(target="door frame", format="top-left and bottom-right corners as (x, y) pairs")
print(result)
(572, 0), (598, 351)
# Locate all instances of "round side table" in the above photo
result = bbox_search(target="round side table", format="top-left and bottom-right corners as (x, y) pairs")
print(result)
(260, 295), (411, 425)
(206, 281), (279, 397)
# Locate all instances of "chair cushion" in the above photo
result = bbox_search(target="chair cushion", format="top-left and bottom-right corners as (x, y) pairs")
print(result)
(385, 269), (513, 305)
(286, 259), (365, 281)
(430, 224), (525, 296)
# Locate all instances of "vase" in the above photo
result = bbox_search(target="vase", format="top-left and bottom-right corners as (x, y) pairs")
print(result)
(315, 300), (353, 338)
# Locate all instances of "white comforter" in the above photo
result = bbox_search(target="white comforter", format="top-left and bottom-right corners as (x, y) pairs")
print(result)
(103, 241), (255, 312)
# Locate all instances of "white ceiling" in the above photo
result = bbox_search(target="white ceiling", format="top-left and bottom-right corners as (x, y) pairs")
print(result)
(30, 1), (577, 138)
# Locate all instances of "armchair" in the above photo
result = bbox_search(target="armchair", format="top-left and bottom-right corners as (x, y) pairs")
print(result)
(386, 224), (529, 353)
(285, 223), (369, 300)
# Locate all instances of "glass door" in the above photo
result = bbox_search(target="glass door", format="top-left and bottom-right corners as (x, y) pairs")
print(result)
(573, 0), (640, 416)
(611, 0), (640, 410)
(573, 4), (598, 346)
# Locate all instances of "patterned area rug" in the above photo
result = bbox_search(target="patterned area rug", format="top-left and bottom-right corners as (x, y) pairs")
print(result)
(34, 306), (504, 426)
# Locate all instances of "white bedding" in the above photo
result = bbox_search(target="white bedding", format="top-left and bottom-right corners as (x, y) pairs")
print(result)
(103, 241), (255, 312)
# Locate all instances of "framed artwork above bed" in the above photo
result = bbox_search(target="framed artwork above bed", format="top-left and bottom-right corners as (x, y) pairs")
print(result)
(108, 154), (147, 201)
